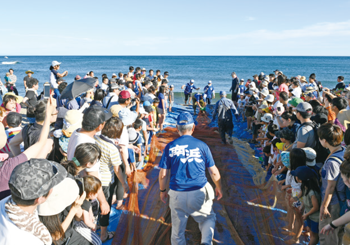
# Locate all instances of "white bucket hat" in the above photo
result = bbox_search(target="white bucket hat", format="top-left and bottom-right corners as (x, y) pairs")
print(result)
(52, 61), (61, 67)
(261, 113), (273, 123)
(302, 147), (316, 166)
(63, 110), (83, 133)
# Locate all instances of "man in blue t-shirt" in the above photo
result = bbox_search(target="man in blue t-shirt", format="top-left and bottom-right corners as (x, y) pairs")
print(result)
(158, 112), (222, 245)
(203, 81), (215, 105)
(184, 79), (200, 105)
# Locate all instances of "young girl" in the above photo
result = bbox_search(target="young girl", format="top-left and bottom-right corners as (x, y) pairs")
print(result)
(284, 148), (306, 244)
(291, 166), (321, 245)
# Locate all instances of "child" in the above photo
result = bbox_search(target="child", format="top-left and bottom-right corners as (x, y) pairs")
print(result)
(74, 175), (102, 245)
(244, 90), (256, 132)
(129, 126), (143, 169)
(23, 78), (39, 123)
(101, 77), (109, 92)
(152, 98), (160, 129)
(169, 85), (174, 112)
(238, 79), (245, 95)
(285, 148), (307, 244)
(262, 145), (273, 169)
(237, 93), (246, 121)
(0, 112), (22, 156)
(291, 166), (320, 245)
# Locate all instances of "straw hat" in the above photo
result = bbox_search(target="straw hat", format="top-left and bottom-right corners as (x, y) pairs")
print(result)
(110, 104), (123, 117)
(3, 92), (23, 104)
(25, 70), (34, 74)
(300, 76), (307, 83)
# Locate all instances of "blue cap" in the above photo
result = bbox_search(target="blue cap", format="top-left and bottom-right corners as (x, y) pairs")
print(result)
(290, 166), (318, 181)
(143, 101), (151, 107)
(177, 112), (194, 125)
(220, 91), (226, 96)
(190, 79), (194, 83)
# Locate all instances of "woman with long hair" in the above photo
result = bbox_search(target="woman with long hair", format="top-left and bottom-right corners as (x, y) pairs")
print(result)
(157, 85), (167, 131)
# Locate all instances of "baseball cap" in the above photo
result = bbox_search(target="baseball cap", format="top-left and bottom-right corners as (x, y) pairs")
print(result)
(170, 85), (174, 88)
(119, 90), (131, 99)
(259, 104), (268, 109)
(37, 178), (79, 216)
(302, 147), (316, 166)
(128, 128), (140, 144)
(177, 112), (194, 125)
(240, 79), (244, 82)
(220, 91), (226, 96)
(143, 101), (151, 107)
(51, 61), (61, 67)
(296, 102), (312, 113)
(164, 71), (169, 75)
(63, 110), (83, 133)
(190, 79), (194, 84)
(261, 113), (273, 123)
(208, 81), (212, 84)
(311, 113), (328, 125)
(112, 73), (117, 77)
(262, 81), (268, 86)
(288, 97), (303, 107)
(291, 166), (318, 181)
(9, 159), (67, 200)
(110, 82), (119, 90)
(245, 90), (253, 95)
(82, 105), (113, 130)
(142, 68), (146, 71)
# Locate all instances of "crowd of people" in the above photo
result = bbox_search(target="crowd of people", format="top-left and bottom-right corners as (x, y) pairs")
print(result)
(221, 70), (350, 245)
(1, 60), (350, 245)
(0, 62), (192, 245)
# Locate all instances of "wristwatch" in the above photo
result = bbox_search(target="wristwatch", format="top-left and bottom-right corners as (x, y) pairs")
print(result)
(160, 189), (166, 192)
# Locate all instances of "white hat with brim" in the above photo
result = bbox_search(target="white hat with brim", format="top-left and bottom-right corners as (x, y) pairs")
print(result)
(52, 61), (61, 67)
(261, 113), (273, 123)
(0, 123), (7, 149)
(260, 89), (269, 97)
(266, 94), (274, 102)
(118, 108), (138, 126)
(37, 178), (79, 216)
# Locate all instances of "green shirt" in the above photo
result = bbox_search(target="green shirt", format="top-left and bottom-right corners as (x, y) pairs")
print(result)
(303, 189), (321, 222)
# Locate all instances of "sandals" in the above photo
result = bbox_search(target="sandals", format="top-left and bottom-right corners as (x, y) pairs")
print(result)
(101, 231), (115, 243)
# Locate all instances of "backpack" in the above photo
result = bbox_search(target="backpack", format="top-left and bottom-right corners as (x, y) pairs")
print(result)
(298, 121), (329, 164)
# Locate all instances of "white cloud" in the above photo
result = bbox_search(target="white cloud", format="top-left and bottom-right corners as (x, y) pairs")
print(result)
(246, 17), (255, 21)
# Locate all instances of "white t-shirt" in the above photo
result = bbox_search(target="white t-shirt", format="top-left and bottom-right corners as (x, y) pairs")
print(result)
(101, 83), (109, 92)
(67, 129), (100, 173)
(0, 197), (45, 245)
(292, 87), (302, 98)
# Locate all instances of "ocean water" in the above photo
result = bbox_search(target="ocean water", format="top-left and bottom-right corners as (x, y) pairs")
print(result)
(1, 56), (350, 98)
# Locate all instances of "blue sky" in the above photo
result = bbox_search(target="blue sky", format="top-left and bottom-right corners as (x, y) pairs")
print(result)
(1, 0), (350, 55)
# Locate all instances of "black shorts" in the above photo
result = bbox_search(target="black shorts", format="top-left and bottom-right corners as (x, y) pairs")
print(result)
(185, 93), (192, 101)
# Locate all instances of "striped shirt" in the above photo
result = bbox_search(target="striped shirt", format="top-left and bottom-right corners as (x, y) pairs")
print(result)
(94, 135), (122, 186)
(0, 127), (21, 154)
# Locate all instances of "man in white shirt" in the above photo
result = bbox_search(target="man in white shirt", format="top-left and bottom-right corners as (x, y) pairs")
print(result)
(103, 83), (122, 109)
(291, 80), (302, 98)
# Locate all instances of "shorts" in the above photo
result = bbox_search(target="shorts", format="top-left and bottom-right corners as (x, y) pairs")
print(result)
(245, 110), (254, 117)
(304, 218), (319, 233)
(169, 101), (174, 107)
(158, 108), (165, 114)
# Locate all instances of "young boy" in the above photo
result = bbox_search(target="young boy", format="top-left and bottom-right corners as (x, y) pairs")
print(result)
(74, 176), (102, 245)
(0, 112), (22, 156)
(238, 79), (245, 95)
(101, 77), (109, 92)
(169, 85), (174, 112)
(23, 78), (39, 123)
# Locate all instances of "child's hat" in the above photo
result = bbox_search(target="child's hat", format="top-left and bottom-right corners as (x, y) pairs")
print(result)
(128, 128), (140, 144)
(291, 166), (318, 181)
